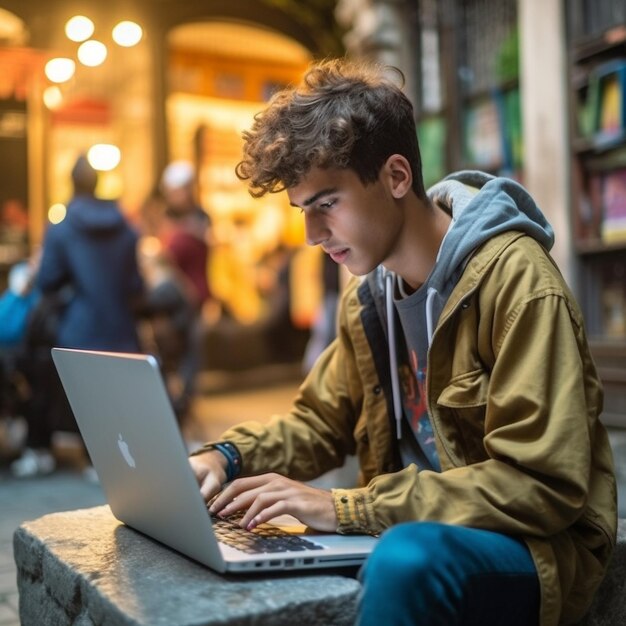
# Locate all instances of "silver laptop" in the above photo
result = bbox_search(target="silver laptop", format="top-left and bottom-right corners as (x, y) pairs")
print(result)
(51, 347), (377, 573)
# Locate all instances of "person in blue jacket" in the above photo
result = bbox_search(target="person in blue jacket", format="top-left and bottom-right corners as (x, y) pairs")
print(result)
(10, 155), (144, 478)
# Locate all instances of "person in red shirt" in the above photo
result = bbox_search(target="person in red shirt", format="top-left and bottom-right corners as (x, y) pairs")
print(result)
(158, 161), (212, 422)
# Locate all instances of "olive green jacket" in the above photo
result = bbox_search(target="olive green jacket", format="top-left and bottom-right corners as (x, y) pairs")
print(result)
(221, 231), (617, 626)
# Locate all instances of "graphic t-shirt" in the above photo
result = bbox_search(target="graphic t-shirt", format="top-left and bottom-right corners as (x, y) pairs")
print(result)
(394, 277), (441, 472)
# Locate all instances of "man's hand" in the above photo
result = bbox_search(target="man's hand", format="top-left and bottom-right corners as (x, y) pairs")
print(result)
(209, 473), (338, 533)
(188, 450), (228, 502)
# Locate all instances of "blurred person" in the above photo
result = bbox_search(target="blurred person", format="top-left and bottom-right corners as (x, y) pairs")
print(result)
(158, 161), (212, 420)
(160, 160), (211, 309)
(0, 258), (39, 352)
(0, 258), (39, 458)
(137, 239), (196, 424)
(256, 243), (309, 364)
(302, 251), (341, 373)
(188, 58), (616, 626)
(0, 198), (29, 245)
(10, 155), (144, 478)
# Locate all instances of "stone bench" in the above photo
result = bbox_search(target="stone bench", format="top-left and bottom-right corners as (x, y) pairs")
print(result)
(12, 506), (626, 626)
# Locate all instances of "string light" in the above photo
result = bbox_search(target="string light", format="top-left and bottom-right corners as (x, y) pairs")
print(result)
(44, 58), (75, 83)
(77, 40), (108, 67)
(112, 21), (143, 47)
(65, 16), (94, 42)
(87, 144), (121, 171)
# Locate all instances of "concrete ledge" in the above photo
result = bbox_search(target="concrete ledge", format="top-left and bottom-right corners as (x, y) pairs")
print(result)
(12, 506), (626, 626)
(13, 506), (360, 626)
(578, 518), (626, 625)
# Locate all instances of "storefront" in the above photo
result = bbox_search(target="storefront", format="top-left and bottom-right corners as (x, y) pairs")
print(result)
(0, 0), (342, 361)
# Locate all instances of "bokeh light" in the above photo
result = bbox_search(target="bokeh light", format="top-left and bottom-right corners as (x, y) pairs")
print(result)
(44, 58), (75, 83)
(65, 16), (94, 42)
(77, 40), (107, 67)
(48, 203), (67, 224)
(43, 86), (63, 109)
(87, 144), (121, 171)
(112, 21), (143, 47)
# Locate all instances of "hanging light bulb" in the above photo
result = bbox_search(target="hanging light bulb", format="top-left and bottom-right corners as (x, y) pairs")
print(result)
(77, 40), (108, 67)
(45, 58), (75, 83)
(65, 16), (94, 42)
(87, 144), (121, 171)
(112, 21), (143, 47)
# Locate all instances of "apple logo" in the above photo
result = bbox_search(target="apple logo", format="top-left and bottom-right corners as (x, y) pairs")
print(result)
(117, 433), (136, 468)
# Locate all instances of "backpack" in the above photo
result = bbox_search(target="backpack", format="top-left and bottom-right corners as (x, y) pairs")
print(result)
(0, 289), (39, 348)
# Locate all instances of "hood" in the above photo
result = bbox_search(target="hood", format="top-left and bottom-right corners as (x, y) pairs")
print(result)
(426, 170), (554, 291)
(65, 195), (126, 233)
(419, 170), (555, 345)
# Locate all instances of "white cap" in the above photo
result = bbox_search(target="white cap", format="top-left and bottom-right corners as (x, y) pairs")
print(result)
(161, 160), (195, 190)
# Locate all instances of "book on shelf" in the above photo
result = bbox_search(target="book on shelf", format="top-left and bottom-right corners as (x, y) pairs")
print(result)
(577, 172), (604, 242)
(602, 281), (626, 339)
(586, 59), (626, 148)
(601, 167), (626, 244)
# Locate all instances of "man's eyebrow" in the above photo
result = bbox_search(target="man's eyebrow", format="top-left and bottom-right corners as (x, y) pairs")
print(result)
(290, 188), (338, 208)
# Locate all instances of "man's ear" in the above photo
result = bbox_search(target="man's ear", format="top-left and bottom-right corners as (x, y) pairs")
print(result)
(383, 154), (413, 199)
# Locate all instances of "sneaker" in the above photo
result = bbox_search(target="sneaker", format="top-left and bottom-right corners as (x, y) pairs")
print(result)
(10, 448), (56, 478)
(82, 465), (99, 484)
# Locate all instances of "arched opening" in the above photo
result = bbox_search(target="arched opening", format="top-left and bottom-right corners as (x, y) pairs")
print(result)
(163, 20), (318, 353)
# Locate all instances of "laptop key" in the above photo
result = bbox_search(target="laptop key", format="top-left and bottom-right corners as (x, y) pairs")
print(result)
(211, 513), (325, 554)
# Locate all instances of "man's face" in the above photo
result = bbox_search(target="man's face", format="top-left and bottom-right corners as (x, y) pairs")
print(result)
(163, 184), (193, 211)
(287, 166), (406, 276)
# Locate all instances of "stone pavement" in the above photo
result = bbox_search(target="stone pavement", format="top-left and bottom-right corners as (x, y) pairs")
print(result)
(0, 471), (107, 626)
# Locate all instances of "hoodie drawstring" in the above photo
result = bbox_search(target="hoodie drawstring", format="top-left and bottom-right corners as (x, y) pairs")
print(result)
(385, 271), (403, 440)
(425, 286), (438, 347)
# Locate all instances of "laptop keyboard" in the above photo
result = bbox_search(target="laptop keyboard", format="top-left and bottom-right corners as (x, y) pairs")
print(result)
(211, 512), (325, 555)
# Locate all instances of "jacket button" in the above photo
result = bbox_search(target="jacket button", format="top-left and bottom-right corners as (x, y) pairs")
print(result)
(461, 299), (470, 309)
(373, 385), (381, 394)
(340, 495), (349, 504)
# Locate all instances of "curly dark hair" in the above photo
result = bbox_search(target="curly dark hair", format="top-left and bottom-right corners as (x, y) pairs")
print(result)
(235, 57), (426, 200)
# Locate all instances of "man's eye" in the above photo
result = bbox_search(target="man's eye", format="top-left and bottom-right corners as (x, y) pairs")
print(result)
(319, 199), (336, 210)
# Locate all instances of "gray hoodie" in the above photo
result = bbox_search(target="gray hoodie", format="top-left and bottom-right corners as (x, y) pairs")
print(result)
(385, 170), (556, 443)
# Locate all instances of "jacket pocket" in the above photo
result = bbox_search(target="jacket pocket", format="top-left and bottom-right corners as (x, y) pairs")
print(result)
(436, 369), (489, 463)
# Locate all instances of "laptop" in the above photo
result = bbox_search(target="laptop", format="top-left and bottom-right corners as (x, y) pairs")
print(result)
(51, 347), (377, 573)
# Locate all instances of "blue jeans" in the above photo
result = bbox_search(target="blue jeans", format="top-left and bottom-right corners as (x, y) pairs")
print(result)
(357, 522), (540, 626)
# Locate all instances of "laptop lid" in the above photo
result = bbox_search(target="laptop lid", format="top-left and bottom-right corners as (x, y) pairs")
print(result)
(51, 348), (377, 572)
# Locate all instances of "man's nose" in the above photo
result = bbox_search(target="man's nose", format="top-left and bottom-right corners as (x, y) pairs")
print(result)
(304, 212), (329, 247)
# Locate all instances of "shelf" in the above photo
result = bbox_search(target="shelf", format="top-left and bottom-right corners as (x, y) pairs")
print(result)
(573, 134), (626, 155)
(582, 147), (626, 172)
(600, 412), (626, 429)
(575, 238), (626, 255)
(597, 366), (626, 384)
(589, 338), (626, 355)
(461, 78), (519, 102)
(568, 5), (626, 429)
(571, 25), (626, 64)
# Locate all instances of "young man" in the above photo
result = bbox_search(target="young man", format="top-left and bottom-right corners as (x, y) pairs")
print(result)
(189, 58), (617, 626)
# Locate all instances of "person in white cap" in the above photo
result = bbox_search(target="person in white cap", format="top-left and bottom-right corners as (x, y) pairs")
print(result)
(158, 160), (211, 422)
